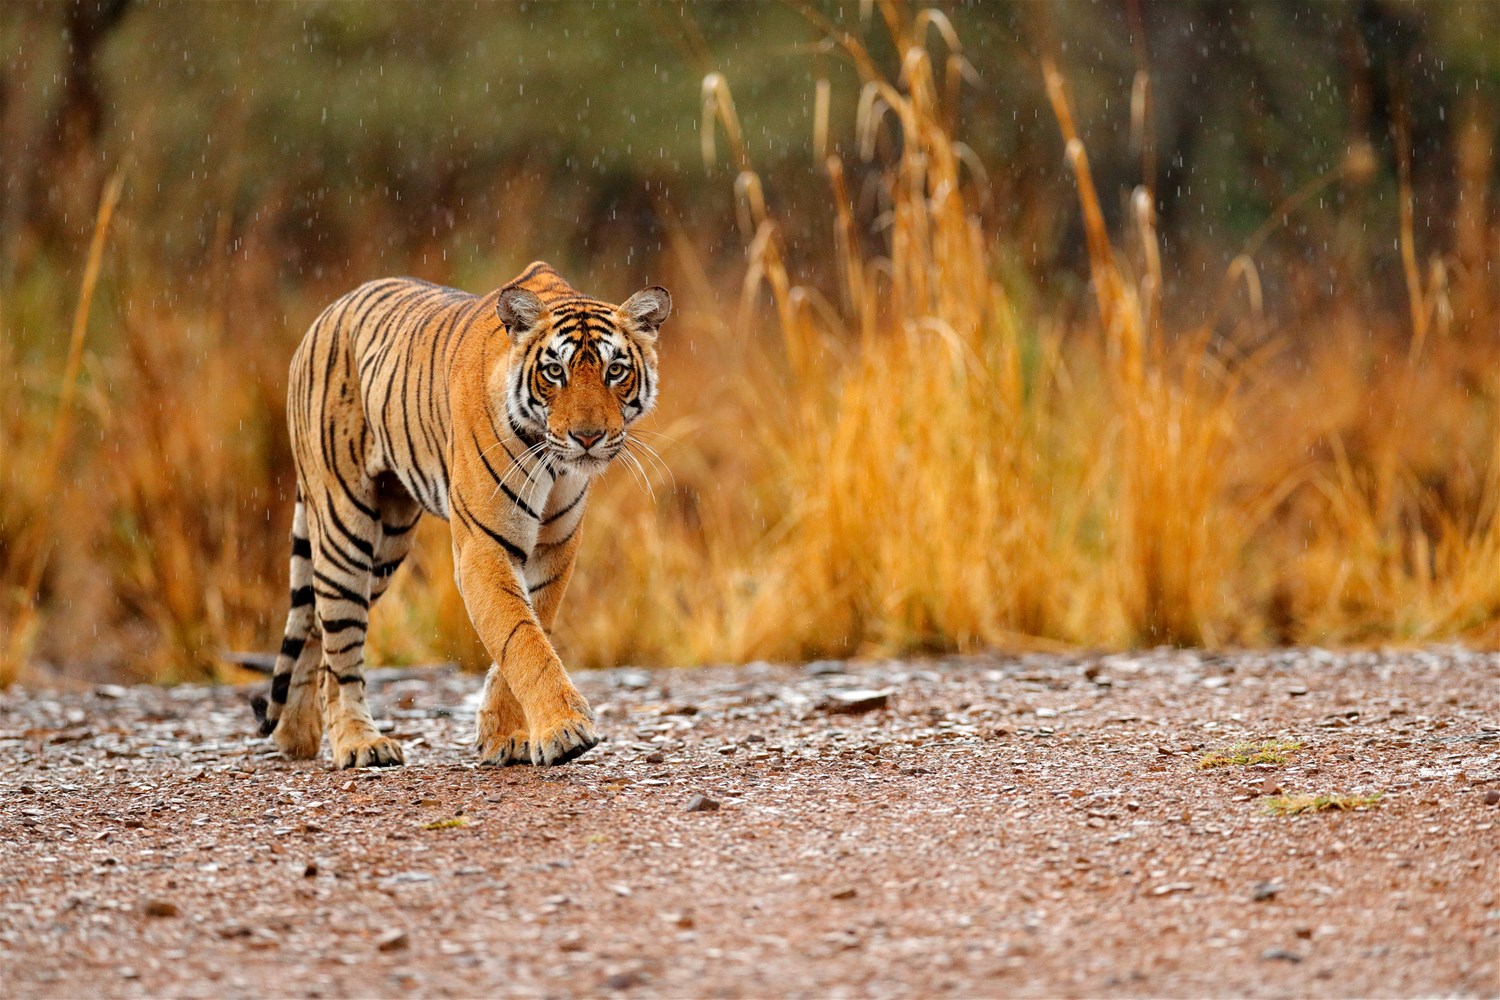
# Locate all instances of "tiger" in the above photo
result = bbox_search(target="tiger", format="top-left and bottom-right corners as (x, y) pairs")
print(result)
(250, 261), (670, 769)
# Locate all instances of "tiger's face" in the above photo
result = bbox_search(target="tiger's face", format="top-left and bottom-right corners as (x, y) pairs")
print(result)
(497, 284), (671, 476)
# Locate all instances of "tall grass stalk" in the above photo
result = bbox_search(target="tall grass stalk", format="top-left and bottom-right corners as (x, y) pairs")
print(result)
(2, 174), (123, 684)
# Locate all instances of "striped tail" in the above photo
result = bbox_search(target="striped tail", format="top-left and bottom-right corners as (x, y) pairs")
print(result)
(254, 495), (316, 736)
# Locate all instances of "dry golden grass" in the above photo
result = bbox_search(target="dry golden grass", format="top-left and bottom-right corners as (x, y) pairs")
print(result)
(1198, 740), (1303, 770)
(1, 4), (1495, 683)
(1264, 793), (1383, 817)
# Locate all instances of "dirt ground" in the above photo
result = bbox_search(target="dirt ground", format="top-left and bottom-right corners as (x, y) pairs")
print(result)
(0, 647), (1496, 999)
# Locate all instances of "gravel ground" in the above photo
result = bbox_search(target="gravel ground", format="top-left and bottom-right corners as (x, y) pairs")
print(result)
(1, 647), (1497, 999)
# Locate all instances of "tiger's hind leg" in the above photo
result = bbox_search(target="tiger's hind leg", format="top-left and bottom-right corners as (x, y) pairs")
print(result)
(275, 632), (326, 758)
(369, 473), (422, 609)
(256, 493), (326, 759)
(307, 486), (404, 769)
(476, 664), (532, 766)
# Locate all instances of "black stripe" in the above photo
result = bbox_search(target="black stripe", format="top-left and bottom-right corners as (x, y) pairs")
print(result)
(316, 534), (367, 579)
(292, 536), (312, 559)
(395, 327), (439, 509)
(290, 586), (315, 607)
(382, 517), (421, 537)
(279, 635), (305, 660)
(374, 558), (406, 578)
(270, 672), (291, 704)
(314, 571), (369, 608)
(499, 619), (531, 661)
(453, 494), (528, 563)
(486, 407), (548, 487)
(325, 639), (364, 656)
(542, 486), (587, 526)
(635, 339), (654, 404)
(530, 572), (562, 594)
(472, 430), (540, 519)
(357, 284), (430, 379)
(534, 522), (579, 552)
(315, 587), (368, 609)
(320, 617), (367, 635)
(330, 465), (381, 524)
(323, 500), (375, 561)
(508, 413), (542, 448)
(423, 305), (464, 459)
(334, 672), (366, 685)
(512, 262), (549, 286)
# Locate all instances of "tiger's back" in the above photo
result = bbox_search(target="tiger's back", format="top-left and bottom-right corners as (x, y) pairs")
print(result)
(290, 277), (480, 522)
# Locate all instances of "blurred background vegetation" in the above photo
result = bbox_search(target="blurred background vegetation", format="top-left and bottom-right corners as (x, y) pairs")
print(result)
(1, 0), (1496, 686)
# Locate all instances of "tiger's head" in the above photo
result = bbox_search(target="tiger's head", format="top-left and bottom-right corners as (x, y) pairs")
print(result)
(497, 279), (671, 476)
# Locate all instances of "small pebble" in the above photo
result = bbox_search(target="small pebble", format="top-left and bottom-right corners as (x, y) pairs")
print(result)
(1484, 790), (1500, 806)
(1261, 948), (1303, 963)
(822, 689), (892, 715)
(1151, 883), (1193, 896)
(601, 971), (644, 991)
(1251, 881), (1282, 902)
(377, 929), (410, 952)
(684, 794), (719, 813)
(142, 899), (179, 918)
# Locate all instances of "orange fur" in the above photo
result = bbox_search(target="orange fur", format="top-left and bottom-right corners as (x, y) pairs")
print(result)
(258, 262), (670, 768)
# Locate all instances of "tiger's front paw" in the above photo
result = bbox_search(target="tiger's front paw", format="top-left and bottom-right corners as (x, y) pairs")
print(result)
(529, 713), (599, 766)
(477, 731), (532, 767)
(332, 735), (405, 769)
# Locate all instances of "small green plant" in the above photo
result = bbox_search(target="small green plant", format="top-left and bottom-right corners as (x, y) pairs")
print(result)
(1198, 739), (1303, 769)
(1263, 793), (1382, 816)
(421, 816), (470, 830)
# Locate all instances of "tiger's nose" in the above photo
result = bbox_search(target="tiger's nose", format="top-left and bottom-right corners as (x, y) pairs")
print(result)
(571, 429), (605, 449)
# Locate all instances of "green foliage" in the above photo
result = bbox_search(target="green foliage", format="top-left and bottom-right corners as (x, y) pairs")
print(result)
(1264, 793), (1383, 816)
(1198, 739), (1304, 769)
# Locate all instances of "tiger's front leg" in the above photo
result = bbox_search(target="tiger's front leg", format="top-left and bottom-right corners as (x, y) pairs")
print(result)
(475, 666), (531, 766)
(475, 507), (588, 766)
(456, 530), (597, 767)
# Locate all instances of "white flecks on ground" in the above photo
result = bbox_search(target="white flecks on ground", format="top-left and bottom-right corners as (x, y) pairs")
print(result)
(0, 646), (1496, 998)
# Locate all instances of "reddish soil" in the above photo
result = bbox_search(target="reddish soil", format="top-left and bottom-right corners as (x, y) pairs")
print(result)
(1, 648), (1496, 998)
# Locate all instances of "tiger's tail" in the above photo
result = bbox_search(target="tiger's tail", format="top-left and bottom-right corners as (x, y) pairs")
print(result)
(253, 492), (317, 736)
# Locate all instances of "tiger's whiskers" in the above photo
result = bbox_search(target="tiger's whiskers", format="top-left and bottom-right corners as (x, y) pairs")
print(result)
(625, 438), (676, 492)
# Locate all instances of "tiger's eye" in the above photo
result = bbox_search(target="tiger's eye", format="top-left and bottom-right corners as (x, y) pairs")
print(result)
(607, 361), (629, 381)
(543, 363), (566, 383)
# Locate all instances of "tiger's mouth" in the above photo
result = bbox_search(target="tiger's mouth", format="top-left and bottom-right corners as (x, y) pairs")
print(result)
(548, 437), (623, 475)
(566, 451), (615, 474)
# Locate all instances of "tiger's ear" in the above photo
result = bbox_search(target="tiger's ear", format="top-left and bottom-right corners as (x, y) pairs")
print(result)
(497, 288), (547, 341)
(620, 286), (671, 341)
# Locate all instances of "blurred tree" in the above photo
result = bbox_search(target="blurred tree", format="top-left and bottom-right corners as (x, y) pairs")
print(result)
(33, 0), (132, 243)
(0, 0), (1493, 322)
